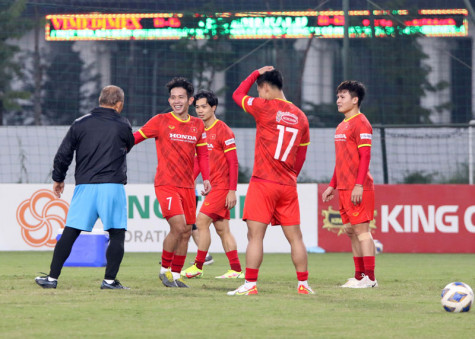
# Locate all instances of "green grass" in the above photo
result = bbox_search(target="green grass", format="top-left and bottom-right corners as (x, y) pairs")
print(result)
(0, 252), (474, 338)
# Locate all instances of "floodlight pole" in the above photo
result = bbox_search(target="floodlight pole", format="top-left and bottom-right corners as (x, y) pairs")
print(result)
(342, 0), (349, 80)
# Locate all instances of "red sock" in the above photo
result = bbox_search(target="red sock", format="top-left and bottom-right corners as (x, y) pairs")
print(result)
(226, 250), (242, 272)
(245, 268), (259, 282)
(297, 271), (308, 282)
(161, 250), (174, 269)
(195, 250), (208, 270)
(363, 256), (375, 281)
(171, 255), (186, 274)
(353, 256), (365, 280)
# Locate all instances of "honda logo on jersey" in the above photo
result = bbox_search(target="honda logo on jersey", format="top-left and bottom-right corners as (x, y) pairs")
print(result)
(276, 111), (298, 125)
(169, 133), (197, 142)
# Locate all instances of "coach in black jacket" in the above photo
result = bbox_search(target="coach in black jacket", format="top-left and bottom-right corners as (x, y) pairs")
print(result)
(35, 85), (135, 290)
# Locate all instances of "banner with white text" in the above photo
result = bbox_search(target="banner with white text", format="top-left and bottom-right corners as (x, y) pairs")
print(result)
(318, 184), (475, 253)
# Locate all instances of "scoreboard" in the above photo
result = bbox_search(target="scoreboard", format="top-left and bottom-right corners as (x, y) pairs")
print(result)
(45, 9), (469, 41)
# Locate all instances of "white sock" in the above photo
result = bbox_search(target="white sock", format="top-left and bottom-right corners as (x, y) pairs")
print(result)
(47, 277), (57, 282)
(104, 279), (114, 284)
(160, 266), (169, 274)
(298, 280), (309, 288)
(171, 271), (181, 280)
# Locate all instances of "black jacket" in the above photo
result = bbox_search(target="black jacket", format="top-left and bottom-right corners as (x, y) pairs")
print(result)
(52, 107), (135, 185)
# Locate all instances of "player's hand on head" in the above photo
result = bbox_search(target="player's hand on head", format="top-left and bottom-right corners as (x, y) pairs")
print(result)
(201, 180), (211, 196)
(258, 66), (274, 75)
(322, 186), (335, 202)
(225, 190), (237, 209)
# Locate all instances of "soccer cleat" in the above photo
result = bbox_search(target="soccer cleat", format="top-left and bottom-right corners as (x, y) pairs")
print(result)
(181, 264), (203, 279)
(203, 255), (214, 265)
(35, 274), (57, 289)
(215, 270), (244, 279)
(159, 270), (178, 288)
(101, 279), (130, 290)
(298, 284), (315, 294)
(340, 277), (361, 288)
(354, 275), (378, 288)
(175, 277), (190, 288)
(227, 284), (258, 296)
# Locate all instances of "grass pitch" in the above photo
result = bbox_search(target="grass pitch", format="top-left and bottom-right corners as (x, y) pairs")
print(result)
(0, 252), (473, 338)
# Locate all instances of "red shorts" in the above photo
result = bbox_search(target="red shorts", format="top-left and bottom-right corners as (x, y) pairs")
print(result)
(243, 180), (299, 226)
(200, 188), (230, 222)
(155, 185), (196, 225)
(338, 189), (375, 225)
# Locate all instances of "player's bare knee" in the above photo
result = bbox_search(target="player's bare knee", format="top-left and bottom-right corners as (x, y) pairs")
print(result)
(344, 225), (355, 237)
(356, 232), (373, 242)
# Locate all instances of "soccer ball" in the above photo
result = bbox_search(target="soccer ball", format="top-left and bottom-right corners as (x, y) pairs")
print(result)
(441, 282), (474, 313)
(373, 239), (383, 254)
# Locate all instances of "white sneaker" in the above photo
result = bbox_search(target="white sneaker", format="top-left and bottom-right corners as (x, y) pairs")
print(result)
(340, 277), (361, 288)
(227, 283), (258, 296)
(354, 275), (378, 288)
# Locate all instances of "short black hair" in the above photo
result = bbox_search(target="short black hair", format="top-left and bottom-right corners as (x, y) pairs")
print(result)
(256, 69), (283, 90)
(194, 90), (218, 108)
(166, 77), (194, 98)
(336, 80), (366, 107)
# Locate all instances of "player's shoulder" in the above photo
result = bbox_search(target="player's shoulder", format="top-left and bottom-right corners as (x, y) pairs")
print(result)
(215, 119), (232, 130)
(274, 100), (309, 127)
(150, 112), (169, 122)
(190, 115), (205, 127)
(244, 95), (265, 108)
(355, 112), (372, 127)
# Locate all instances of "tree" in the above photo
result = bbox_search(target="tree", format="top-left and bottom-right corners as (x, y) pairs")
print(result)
(42, 42), (82, 125)
(0, 0), (31, 125)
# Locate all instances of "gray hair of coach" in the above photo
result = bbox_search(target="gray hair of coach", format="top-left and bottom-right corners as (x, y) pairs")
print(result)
(99, 85), (125, 106)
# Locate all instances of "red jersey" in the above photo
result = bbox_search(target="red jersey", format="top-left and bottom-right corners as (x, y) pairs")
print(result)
(241, 96), (310, 186)
(137, 112), (207, 188)
(334, 113), (374, 190)
(206, 119), (237, 189)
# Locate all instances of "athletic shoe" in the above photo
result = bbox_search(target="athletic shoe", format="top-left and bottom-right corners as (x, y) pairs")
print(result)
(298, 284), (315, 294)
(100, 280), (130, 290)
(189, 255), (214, 266)
(159, 270), (178, 288)
(215, 270), (244, 279)
(204, 255), (214, 265)
(354, 276), (378, 288)
(227, 284), (258, 296)
(340, 277), (361, 288)
(35, 274), (57, 289)
(175, 277), (189, 288)
(181, 264), (203, 279)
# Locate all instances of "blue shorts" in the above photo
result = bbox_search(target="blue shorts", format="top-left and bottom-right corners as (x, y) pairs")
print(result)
(66, 183), (127, 232)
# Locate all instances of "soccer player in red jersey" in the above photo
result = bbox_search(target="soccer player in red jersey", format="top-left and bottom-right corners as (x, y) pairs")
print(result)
(322, 80), (377, 288)
(133, 77), (211, 288)
(228, 66), (314, 295)
(181, 90), (243, 279)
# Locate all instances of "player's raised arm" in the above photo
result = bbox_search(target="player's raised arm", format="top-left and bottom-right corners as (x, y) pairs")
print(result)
(232, 66), (275, 109)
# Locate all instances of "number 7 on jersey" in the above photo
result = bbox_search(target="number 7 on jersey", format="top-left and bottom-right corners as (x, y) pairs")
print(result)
(274, 125), (298, 162)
